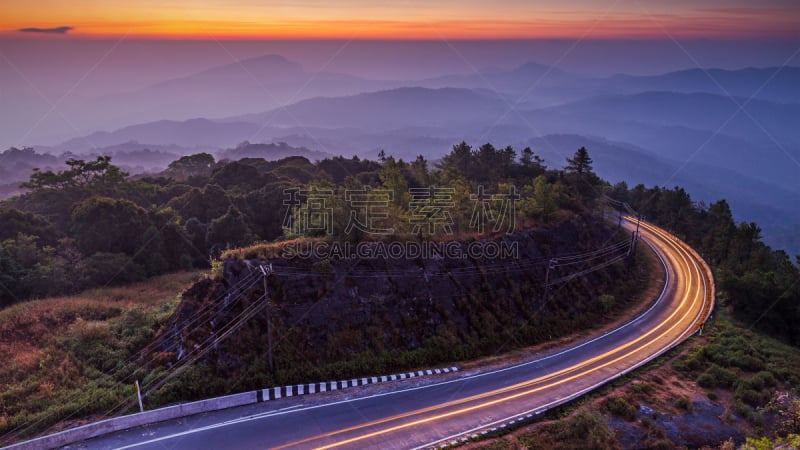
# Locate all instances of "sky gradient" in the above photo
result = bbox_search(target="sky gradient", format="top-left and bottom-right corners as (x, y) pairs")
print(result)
(3, 0), (800, 40)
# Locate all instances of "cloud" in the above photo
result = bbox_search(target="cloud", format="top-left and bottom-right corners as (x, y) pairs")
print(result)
(18, 26), (73, 34)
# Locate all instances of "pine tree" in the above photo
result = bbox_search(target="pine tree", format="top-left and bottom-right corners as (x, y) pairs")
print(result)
(565, 146), (593, 175)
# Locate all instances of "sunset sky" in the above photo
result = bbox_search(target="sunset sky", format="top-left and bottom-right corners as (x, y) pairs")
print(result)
(3, 0), (799, 40)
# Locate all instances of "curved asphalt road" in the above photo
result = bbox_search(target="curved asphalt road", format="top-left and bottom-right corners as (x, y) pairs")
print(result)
(79, 218), (714, 450)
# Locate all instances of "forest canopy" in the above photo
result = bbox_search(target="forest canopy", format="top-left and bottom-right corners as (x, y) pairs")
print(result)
(1, 146), (797, 348)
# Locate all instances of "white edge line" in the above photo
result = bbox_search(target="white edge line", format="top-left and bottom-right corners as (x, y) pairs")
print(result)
(110, 219), (676, 449)
(418, 223), (711, 449)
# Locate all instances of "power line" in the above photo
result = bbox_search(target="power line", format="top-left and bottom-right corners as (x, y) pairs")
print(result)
(0, 268), (262, 445)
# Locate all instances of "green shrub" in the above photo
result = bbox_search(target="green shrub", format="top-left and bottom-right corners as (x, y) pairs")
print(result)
(751, 371), (777, 388)
(630, 382), (655, 395)
(735, 385), (770, 408)
(697, 364), (737, 389)
(674, 396), (693, 412)
(733, 401), (764, 426)
(734, 354), (765, 372)
(696, 373), (716, 388)
(672, 360), (688, 372)
(602, 395), (637, 421)
(682, 350), (705, 372)
(640, 416), (666, 438)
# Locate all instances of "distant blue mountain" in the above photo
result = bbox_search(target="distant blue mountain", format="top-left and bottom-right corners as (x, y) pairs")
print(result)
(88, 54), (395, 132)
(604, 67), (800, 104)
(55, 118), (260, 149)
(232, 87), (508, 132)
(540, 91), (800, 147)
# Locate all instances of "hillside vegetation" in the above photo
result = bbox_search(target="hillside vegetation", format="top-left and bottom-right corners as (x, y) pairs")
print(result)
(1, 142), (798, 447)
(0, 271), (202, 442)
(467, 312), (800, 450)
(608, 183), (800, 347)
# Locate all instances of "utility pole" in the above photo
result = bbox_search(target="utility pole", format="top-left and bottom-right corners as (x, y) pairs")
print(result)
(628, 231), (636, 257)
(135, 379), (144, 413)
(541, 258), (557, 326)
(543, 258), (556, 303)
(260, 264), (274, 372)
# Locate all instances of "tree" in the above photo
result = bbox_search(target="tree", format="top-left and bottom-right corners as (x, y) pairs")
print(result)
(135, 225), (169, 277)
(206, 206), (254, 249)
(526, 175), (561, 221)
(167, 184), (231, 223)
(21, 156), (128, 191)
(701, 200), (736, 264)
(0, 207), (61, 246)
(70, 197), (152, 256)
(165, 153), (215, 179)
(565, 147), (593, 175)
(185, 217), (209, 253)
(520, 147), (545, 169)
(317, 156), (381, 184)
(79, 252), (146, 287)
(243, 184), (288, 242)
(379, 156), (411, 207)
(598, 294), (615, 314)
(564, 147), (600, 205)
(209, 161), (262, 191)
(409, 155), (430, 187)
(518, 147), (546, 180)
(0, 238), (29, 307)
(438, 141), (473, 182)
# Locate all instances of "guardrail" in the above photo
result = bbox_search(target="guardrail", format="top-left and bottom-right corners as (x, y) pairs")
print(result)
(6, 366), (458, 450)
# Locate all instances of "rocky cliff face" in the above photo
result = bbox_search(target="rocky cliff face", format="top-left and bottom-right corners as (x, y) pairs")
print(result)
(157, 213), (641, 387)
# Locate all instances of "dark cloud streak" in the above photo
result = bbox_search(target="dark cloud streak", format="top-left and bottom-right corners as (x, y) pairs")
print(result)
(18, 26), (73, 34)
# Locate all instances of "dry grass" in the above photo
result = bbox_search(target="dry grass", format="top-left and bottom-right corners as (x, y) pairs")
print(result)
(220, 218), (578, 262)
(0, 271), (201, 342)
(221, 237), (325, 260)
(0, 270), (202, 443)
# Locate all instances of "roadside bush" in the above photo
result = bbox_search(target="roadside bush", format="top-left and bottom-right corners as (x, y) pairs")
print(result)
(682, 346), (706, 372)
(733, 400), (765, 426)
(735, 385), (771, 408)
(751, 371), (777, 388)
(630, 382), (654, 395)
(697, 364), (737, 389)
(602, 395), (637, 421)
(672, 360), (688, 372)
(674, 396), (693, 412)
(733, 354), (766, 372)
(697, 372), (715, 388)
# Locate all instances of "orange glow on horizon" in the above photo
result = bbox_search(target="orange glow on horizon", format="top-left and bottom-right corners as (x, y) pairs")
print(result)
(2, 2), (798, 40)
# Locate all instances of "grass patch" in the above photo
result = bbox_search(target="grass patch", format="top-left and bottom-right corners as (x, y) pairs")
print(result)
(515, 412), (620, 450)
(672, 311), (800, 426)
(0, 271), (202, 444)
